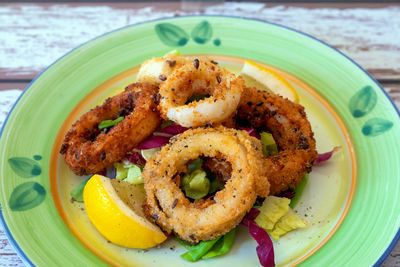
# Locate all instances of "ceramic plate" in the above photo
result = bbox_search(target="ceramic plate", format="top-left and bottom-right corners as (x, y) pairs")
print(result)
(1, 16), (399, 267)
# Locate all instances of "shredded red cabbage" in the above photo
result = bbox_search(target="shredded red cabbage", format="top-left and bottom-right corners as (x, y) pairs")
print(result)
(239, 127), (260, 139)
(135, 135), (171, 149)
(316, 146), (341, 164)
(159, 124), (188, 135)
(96, 169), (107, 176)
(106, 165), (116, 179)
(278, 190), (296, 199)
(127, 152), (147, 165)
(135, 124), (188, 150)
(240, 208), (260, 227)
(240, 208), (275, 267)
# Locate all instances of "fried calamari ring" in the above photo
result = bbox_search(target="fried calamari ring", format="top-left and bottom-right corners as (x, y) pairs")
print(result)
(142, 126), (267, 243)
(136, 53), (188, 85)
(60, 83), (161, 175)
(159, 59), (244, 127)
(136, 54), (216, 85)
(236, 87), (318, 196)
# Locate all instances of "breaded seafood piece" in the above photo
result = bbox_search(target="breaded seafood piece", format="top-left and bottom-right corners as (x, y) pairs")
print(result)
(142, 126), (267, 243)
(60, 83), (161, 175)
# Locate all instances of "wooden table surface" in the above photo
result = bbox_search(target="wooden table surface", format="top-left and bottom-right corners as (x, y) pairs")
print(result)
(0, 2), (399, 266)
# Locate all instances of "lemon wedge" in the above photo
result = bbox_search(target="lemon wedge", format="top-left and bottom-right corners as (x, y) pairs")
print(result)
(241, 60), (299, 103)
(83, 174), (167, 248)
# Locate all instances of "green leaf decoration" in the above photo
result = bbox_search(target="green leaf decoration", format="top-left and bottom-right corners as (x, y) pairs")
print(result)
(9, 182), (46, 211)
(349, 85), (377, 118)
(191, 21), (213, 44)
(362, 118), (393, 136)
(213, 38), (221, 46)
(33, 155), (42, 160)
(155, 23), (189, 47)
(8, 157), (42, 178)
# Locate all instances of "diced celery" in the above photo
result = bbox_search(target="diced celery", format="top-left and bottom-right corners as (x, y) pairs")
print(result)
(114, 162), (129, 180)
(124, 165), (143, 184)
(260, 132), (278, 156)
(182, 169), (210, 199)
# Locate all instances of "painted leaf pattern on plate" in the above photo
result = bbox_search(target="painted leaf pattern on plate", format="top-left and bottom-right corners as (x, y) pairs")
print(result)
(8, 157), (41, 178)
(9, 182), (46, 211)
(349, 85), (377, 118)
(362, 118), (394, 137)
(191, 21), (213, 44)
(155, 23), (189, 47)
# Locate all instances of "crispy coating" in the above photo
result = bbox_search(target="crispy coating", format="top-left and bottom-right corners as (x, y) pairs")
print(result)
(159, 59), (244, 127)
(236, 87), (318, 195)
(142, 126), (267, 243)
(60, 83), (161, 175)
(136, 53), (199, 86)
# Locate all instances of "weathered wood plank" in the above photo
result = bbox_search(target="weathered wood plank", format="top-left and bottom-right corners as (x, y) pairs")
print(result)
(0, 3), (399, 80)
(0, 228), (24, 267)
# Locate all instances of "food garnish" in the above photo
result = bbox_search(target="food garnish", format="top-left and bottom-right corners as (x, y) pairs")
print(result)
(255, 196), (306, 240)
(316, 146), (341, 164)
(70, 177), (90, 202)
(260, 132), (278, 156)
(289, 174), (309, 208)
(255, 196), (291, 230)
(181, 169), (210, 200)
(83, 174), (167, 248)
(241, 208), (275, 267)
(60, 54), (340, 266)
(269, 209), (306, 241)
(114, 162), (143, 184)
(241, 60), (299, 103)
(176, 228), (236, 261)
(98, 116), (123, 130)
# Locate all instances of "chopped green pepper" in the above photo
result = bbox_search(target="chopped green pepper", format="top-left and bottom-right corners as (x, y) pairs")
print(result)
(181, 169), (210, 199)
(70, 177), (90, 202)
(180, 237), (221, 262)
(260, 132), (278, 156)
(98, 116), (123, 130)
(289, 174), (309, 208)
(124, 165), (143, 184)
(114, 162), (143, 184)
(202, 229), (236, 259)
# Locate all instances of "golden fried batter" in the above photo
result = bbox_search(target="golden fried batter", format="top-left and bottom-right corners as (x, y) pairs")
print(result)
(237, 87), (317, 195)
(142, 126), (267, 243)
(60, 83), (161, 175)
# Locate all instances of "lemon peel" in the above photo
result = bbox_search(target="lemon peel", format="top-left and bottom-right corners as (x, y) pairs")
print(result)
(83, 174), (166, 248)
(241, 60), (299, 103)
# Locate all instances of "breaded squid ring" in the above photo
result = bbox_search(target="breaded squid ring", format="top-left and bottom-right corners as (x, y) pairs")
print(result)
(142, 126), (267, 243)
(60, 83), (161, 175)
(158, 59), (244, 127)
(236, 87), (318, 196)
(136, 53), (190, 85)
(136, 54), (220, 86)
